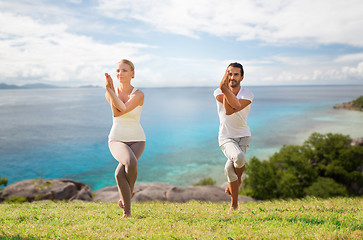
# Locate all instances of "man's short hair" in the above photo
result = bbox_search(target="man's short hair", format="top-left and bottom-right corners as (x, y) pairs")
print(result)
(228, 62), (244, 76)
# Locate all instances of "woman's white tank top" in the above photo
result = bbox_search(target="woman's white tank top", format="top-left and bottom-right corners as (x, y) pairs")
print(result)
(108, 88), (146, 142)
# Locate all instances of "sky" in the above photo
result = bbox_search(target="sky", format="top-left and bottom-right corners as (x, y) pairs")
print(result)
(1, 0), (363, 88)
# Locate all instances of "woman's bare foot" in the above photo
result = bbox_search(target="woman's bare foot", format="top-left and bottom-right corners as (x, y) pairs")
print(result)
(118, 191), (133, 210)
(118, 199), (124, 209)
(122, 213), (131, 218)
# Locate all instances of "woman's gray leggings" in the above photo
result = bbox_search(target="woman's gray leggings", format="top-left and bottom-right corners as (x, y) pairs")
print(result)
(108, 141), (145, 214)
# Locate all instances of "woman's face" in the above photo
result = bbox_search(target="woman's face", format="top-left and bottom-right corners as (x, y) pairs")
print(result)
(116, 62), (134, 82)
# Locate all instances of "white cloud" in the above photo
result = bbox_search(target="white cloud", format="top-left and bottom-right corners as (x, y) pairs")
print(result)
(342, 62), (363, 79)
(67, 0), (83, 4)
(0, 11), (152, 86)
(0, 0), (109, 36)
(97, 0), (363, 47)
(252, 58), (363, 85)
(334, 53), (363, 63)
(134, 57), (226, 87)
(224, 52), (363, 86)
(0, 0), (362, 87)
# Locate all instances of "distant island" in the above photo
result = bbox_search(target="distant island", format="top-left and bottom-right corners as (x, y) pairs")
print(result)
(0, 83), (101, 90)
(333, 96), (363, 111)
(78, 85), (101, 88)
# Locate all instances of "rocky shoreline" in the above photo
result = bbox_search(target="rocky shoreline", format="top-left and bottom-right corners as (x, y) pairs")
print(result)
(333, 101), (363, 111)
(2, 138), (361, 204)
(0, 179), (256, 204)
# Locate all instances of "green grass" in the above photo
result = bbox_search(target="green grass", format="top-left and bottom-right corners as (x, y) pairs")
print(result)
(0, 197), (362, 239)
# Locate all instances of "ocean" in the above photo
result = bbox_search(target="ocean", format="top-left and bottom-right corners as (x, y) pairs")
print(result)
(0, 85), (362, 190)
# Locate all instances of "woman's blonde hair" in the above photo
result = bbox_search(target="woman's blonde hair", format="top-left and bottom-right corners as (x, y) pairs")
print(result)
(118, 59), (135, 71)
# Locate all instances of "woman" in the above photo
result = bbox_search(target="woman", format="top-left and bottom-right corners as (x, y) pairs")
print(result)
(105, 59), (146, 218)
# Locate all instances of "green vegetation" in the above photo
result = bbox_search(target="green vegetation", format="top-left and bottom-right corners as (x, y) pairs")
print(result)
(0, 197), (361, 239)
(242, 132), (363, 200)
(0, 176), (7, 191)
(3, 196), (28, 203)
(352, 96), (363, 109)
(193, 177), (216, 186)
(33, 179), (52, 190)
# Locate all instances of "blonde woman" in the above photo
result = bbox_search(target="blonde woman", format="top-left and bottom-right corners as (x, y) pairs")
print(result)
(105, 59), (146, 218)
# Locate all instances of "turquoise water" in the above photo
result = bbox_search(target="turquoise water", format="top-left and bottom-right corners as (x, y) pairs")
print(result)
(0, 85), (362, 190)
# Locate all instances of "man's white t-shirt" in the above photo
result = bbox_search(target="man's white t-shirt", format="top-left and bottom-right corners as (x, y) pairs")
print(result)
(214, 87), (254, 146)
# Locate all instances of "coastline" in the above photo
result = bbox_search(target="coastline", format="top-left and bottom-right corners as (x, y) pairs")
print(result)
(2, 135), (362, 202)
(248, 101), (363, 162)
(292, 106), (362, 144)
(333, 100), (362, 112)
(1, 86), (363, 190)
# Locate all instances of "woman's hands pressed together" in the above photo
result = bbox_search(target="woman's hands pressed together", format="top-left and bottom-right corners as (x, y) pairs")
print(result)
(105, 73), (115, 92)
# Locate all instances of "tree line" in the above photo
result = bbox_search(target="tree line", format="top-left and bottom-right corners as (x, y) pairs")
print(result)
(242, 132), (363, 200)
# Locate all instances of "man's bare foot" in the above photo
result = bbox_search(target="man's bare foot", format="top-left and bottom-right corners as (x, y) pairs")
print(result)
(225, 187), (231, 195)
(229, 205), (238, 211)
(122, 213), (131, 218)
(118, 199), (124, 209)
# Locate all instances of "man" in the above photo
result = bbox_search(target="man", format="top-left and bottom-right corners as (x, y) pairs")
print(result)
(214, 62), (254, 211)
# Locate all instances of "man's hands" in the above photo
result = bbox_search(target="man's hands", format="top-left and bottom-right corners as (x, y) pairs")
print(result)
(219, 68), (230, 92)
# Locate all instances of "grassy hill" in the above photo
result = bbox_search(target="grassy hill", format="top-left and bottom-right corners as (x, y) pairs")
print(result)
(0, 197), (361, 239)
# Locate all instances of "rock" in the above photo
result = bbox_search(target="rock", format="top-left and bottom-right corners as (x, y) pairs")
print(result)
(93, 186), (119, 202)
(133, 182), (174, 202)
(238, 195), (257, 203)
(220, 182), (229, 190)
(333, 101), (362, 111)
(351, 137), (363, 146)
(1, 179), (257, 204)
(166, 185), (230, 202)
(0, 179), (92, 202)
(93, 182), (174, 202)
(74, 187), (93, 201)
(93, 182), (256, 203)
